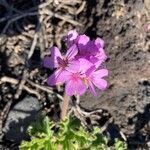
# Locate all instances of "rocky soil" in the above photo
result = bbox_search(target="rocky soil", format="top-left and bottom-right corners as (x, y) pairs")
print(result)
(0, 0), (150, 149)
(81, 0), (150, 149)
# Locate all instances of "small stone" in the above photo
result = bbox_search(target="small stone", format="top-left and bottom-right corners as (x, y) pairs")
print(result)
(4, 96), (41, 143)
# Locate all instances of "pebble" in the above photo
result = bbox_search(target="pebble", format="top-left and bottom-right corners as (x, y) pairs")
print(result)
(4, 96), (41, 143)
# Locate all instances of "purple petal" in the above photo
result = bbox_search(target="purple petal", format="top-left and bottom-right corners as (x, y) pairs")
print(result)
(95, 37), (104, 48)
(77, 35), (90, 45)
(93, 69), (108, 78)
(64, 30), (78, 47)
(77, 35), (90, 52)
(65, 78), (86, 96)
(67, 29), (78, 41)
(47, 70), (60, 86)
(50, 46), (62, 68)
(47, 69), (70, 86)
(89, 56), (99, 65)
(51, 46), (62, 58)
(86, 41), (99, 54)
(94, 49), (107, 68)
(75, 79), (87, 95)
(93, 60), (105, 68)
(88, 81), (97, 96)
(97, 48), (107, 59)
(66, 60), (80, 73)
(93, 78), (108, 90)
(65, 80), (75, 96)
(65, 44), (78, 60)
(78, 58), (94, 74)
(57, 70), (71, 84)
(85, 66), (96, 77)
(43, 56), (53, 69)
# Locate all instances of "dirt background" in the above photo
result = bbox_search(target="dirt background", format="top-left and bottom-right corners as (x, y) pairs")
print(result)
(0, 0), (150, 149)
(80, 0), (150, 149)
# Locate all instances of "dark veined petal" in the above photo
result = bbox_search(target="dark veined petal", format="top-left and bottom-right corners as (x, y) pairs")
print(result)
(65, 44), (78, 60)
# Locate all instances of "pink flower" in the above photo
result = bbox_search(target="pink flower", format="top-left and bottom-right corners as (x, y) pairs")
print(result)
(43, 44), (79, 85)
(63, 66), (108, 96)
(75, 35), (107, 68)
(83, 66), (108, 96)
(43, 30), (108, 96)
(65, 72), (87, 96)
(64, 30), (107, 68)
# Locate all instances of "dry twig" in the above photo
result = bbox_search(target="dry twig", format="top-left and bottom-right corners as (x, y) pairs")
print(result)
(2, 12), (38, 33)
(0, 100), (13, 139)
(0, 76), (63, 100)
(27, 24), (40, 59)
(41, 9), (82, 26)
(26, 79), (63, 100)
(1, 7), (82, 34)
(15, 70), (28, 99)
(0, 76), (41, 99)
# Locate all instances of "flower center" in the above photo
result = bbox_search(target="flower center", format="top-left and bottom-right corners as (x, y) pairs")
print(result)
(58, 57), (68, 68)
(71, 73), (80, 81)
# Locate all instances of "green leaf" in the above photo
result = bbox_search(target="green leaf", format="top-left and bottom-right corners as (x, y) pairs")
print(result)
(114, 139), (127, 150)
(20, 116), (127, 150)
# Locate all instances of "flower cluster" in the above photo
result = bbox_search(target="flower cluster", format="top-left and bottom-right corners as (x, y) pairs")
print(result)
(44, 30), (108, 96)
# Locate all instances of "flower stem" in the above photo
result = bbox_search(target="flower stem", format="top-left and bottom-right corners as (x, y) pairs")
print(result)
(76, 95), (80, 104)
(58, 94), (70, 150)
(60, 93), (70, 120)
